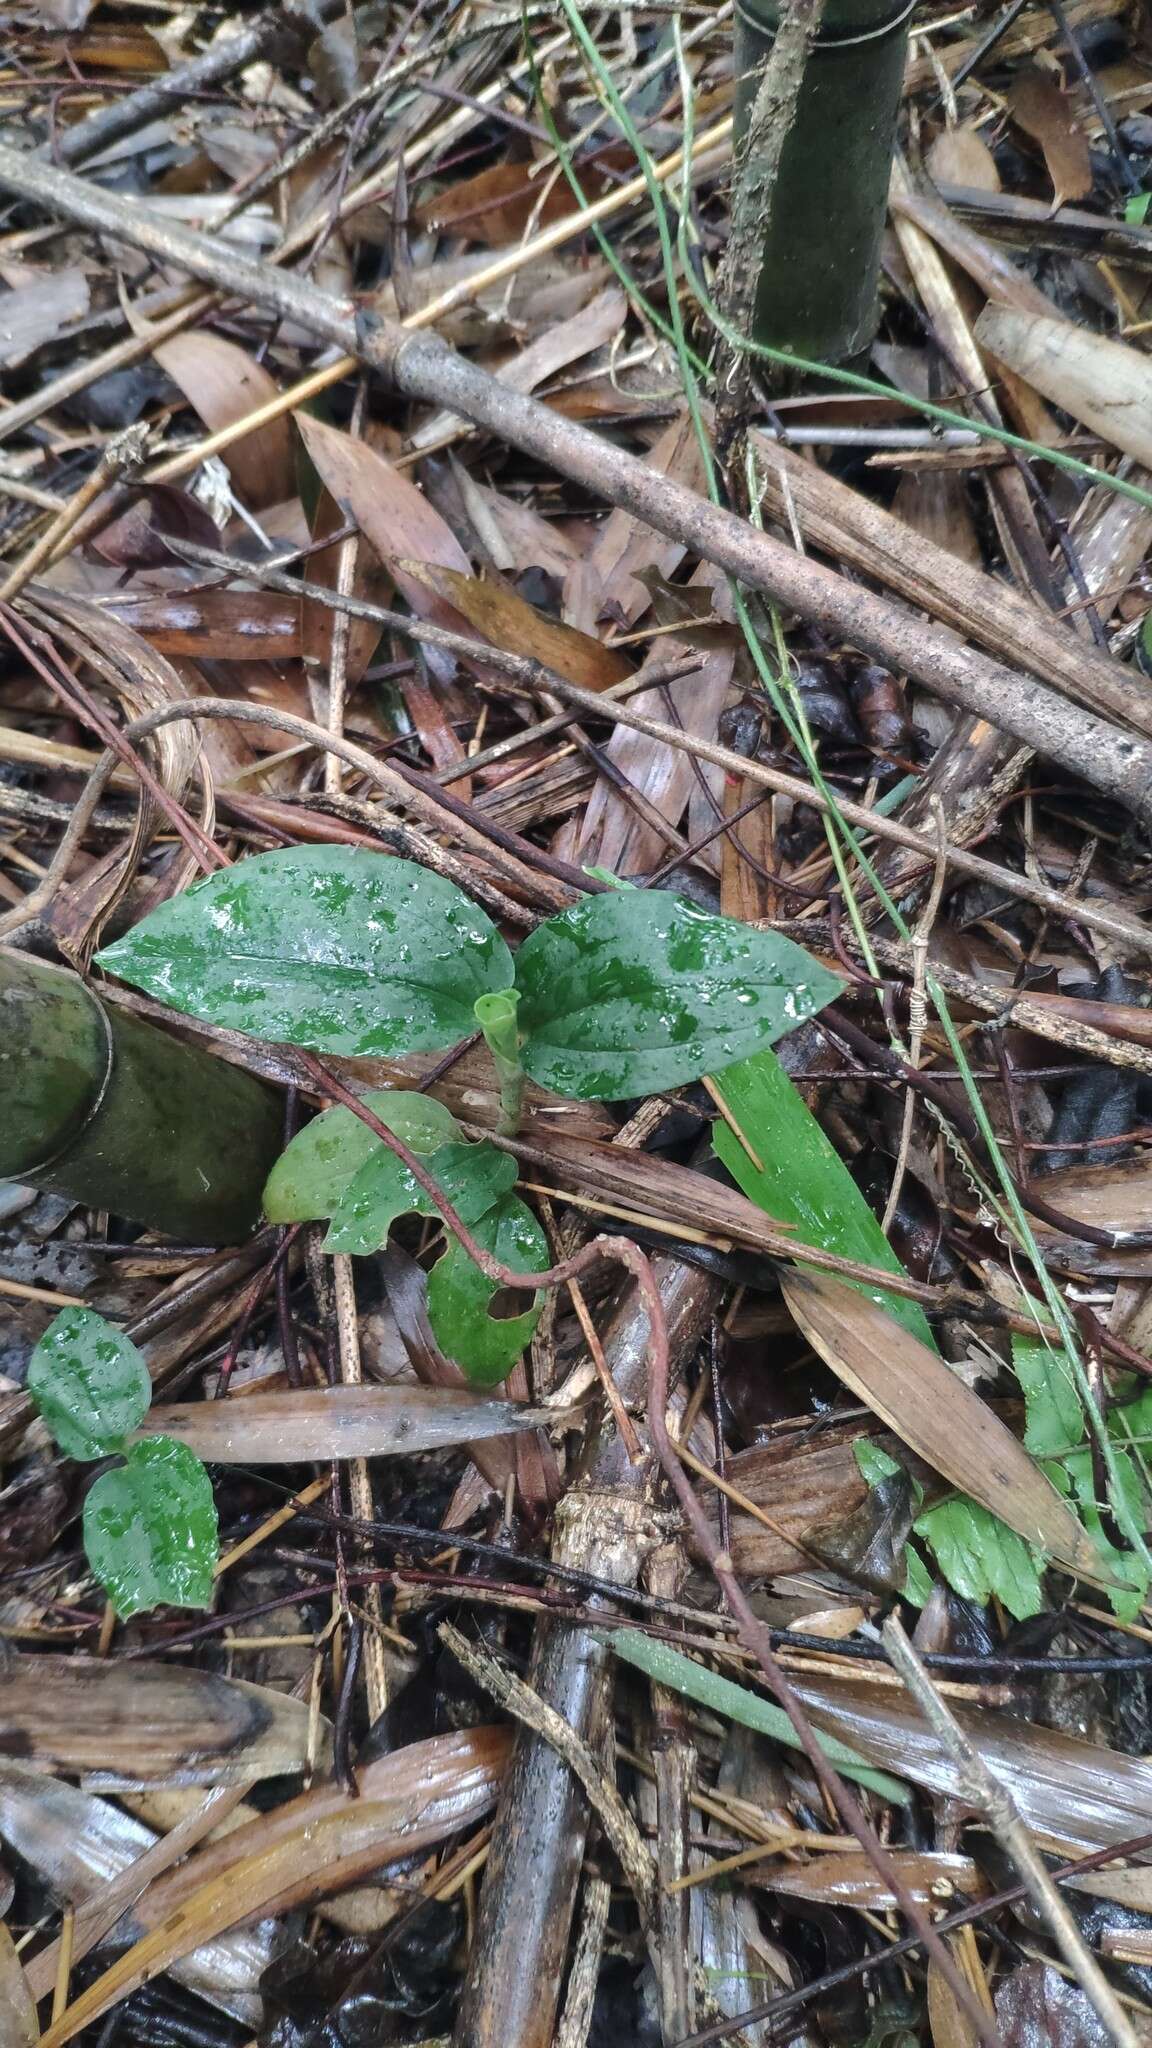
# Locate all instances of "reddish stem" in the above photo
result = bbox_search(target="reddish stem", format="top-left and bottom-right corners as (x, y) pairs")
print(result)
(292, 1046), (999, 2047)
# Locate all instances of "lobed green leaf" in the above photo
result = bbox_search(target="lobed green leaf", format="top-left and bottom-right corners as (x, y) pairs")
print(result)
(264, 1090), (462, 1223)
(426, 1193), (548, 1387)
(913, 1497), (1044, 1622)
(324, 1138), (515, 1256)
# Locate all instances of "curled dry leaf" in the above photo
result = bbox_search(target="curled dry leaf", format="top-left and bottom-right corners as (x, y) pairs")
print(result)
(0, 1656), (319, 1785)
(89, 484), (221, 570)
(37, 1728), (511, 2048)
(781, 1269), (1104, 1580)
(18, 588), (212, 955)
(0, 1766), (269, 2024)
(975, 305), (1152, 470)
(152, 331), (295, 510)
(138, 1383), (575, 1462)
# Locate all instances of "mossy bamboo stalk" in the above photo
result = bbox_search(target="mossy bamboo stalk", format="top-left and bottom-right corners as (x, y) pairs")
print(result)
(0, 951), (282, 1243)
(732, 0), (913, 363)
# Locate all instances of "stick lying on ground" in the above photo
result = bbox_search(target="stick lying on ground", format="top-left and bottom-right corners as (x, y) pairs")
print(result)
(1, 142), (1151, 824)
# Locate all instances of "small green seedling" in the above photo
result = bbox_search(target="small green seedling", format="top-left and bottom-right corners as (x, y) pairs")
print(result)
(28, 1307), (218, 1616)
(96, 845), (842, 1385)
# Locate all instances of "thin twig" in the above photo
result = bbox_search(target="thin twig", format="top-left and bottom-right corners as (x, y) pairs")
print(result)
(881, 1615), (1139, 2048)
(440, 1620), (657, 1918)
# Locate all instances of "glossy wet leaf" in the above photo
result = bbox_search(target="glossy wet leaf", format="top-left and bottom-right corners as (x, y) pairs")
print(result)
(711, 1047), (935, 1347)
(28, 1307), (151, 1461)
(324, 1138), (516, 1256)
(426, 1193), (547, 1386)
(264, 1091), (462, 1223)
(83, 1437), (218, 1618)
(913, 1497), (1044, 1622)
(514, 892), (841, 1099)
(97, 847), (513, 1057)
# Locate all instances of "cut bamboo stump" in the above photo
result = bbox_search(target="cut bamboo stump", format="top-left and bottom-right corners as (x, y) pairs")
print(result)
(0, 951), (282, 1243)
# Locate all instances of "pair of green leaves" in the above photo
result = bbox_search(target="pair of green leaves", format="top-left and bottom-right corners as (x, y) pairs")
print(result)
(95, 845), (842, 1103)
(264, 1092), (546, 1385)
(28, 1308), (218, 1617)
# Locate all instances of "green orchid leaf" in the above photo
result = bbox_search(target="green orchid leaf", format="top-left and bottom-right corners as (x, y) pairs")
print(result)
(426, 1193), (547, 1387)
(97, 847), (514, 1057)
(324, 1138), (515, 1256)
(711, 1047), (935, 1347)
(264, 1091), (462, 1223)
(513, 893), (841, 1100)
(913, 1496), (1044, 1622)
(83, 1437), (218, 1617)
(28, 1307), (151, 1462)
(605, 1628), (910, 1803)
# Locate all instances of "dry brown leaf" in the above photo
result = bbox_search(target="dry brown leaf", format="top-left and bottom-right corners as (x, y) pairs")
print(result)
(105, 589), (302, 661)
(0, 1657), (318, 1785)
(398, 559), (633, 691)
(154, 332), (295, 510)
(416, 159), (579, 245)
(581, 408), (709, 627)
(37, 1728), (511, 2047)
(574, 566), (733, 873)
(765, 1850), (980, 1910)
(928, 1947), (987, 2048)
(792, 1671), (1152, 1855)
(926, 127), (1001, 193)
(975, 305), (1152, 469)
(127, 1725), (510, 1930)
(138, 1384), (574, 1461)
(298, 413), (469, 623)
(1008, 67), (1093, 207)
(0, 1925), (38, 2048)
(781, 1269), (1105, 1579)
(1030, 1156), (1152, 1239)
(62, 26), (167, 70)
(0, 267), (89, 368)
(299, 484), (392, 686)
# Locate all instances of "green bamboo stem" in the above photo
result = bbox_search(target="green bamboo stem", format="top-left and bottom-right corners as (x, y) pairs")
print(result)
(0, 951), (282, 1243)
(474, 990), (525, 1135)
(733, 0), (912, 364)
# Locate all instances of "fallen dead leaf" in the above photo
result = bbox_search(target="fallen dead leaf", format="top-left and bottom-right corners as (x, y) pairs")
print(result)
(781, 1268), (1106, 1580)
(1008, 67), (1093, 207)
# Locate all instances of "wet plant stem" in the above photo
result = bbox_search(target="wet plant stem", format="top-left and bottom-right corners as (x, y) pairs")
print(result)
(475, 990), (526, 1134)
